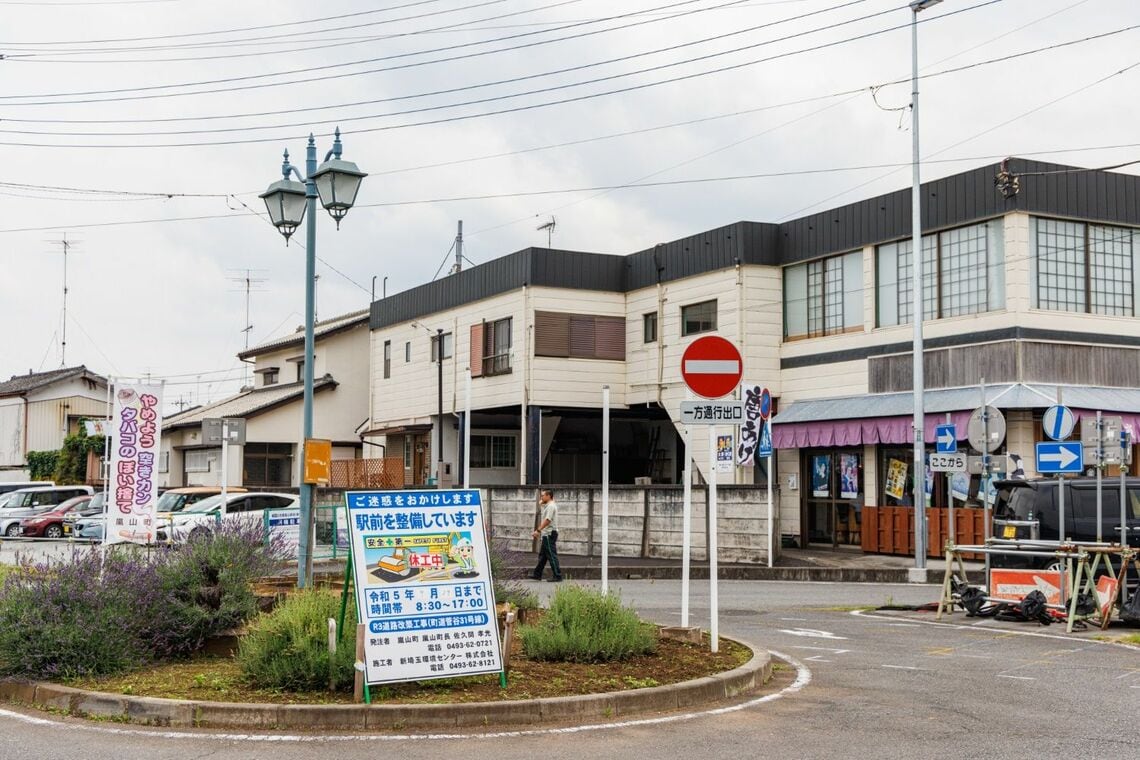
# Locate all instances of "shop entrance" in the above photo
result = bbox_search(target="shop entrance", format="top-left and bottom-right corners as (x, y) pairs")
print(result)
(803, 449), (864, 548)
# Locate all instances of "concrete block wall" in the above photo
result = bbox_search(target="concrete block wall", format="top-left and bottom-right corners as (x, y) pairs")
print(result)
(485, 485), (776, 564)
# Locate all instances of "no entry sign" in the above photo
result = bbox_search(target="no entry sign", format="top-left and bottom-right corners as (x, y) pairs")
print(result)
(681, 336), (743, 399)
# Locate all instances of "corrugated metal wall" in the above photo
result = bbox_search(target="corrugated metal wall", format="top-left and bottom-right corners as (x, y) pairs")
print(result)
(24, 395), (107, 452)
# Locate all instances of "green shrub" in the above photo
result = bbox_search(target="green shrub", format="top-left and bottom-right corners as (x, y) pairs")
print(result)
(519, 586), (657, 663)
(25, 450), (58, 481)
(238, 590), (357, 692)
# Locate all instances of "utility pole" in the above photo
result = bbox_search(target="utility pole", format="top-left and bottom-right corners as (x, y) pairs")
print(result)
(455, 220), (463, 273)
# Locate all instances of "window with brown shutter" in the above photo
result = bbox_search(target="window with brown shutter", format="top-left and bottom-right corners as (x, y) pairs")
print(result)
(534, 312), (625, 361)
(469, 323), (484, 377)
(534, 311), (569, 357)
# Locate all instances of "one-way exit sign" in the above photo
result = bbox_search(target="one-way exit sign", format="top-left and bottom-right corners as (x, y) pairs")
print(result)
(1035, 441), (1083, 474)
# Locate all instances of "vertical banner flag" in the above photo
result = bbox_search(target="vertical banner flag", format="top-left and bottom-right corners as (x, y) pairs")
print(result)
(736, 382), (763, 466)
(346, 489), (503, 686)
(107, 383), (163, 545)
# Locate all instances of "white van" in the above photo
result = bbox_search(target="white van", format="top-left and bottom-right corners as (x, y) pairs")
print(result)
(0, 481), (55, 496)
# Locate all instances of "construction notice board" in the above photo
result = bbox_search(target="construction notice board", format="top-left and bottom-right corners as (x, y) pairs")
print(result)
(989, 568), (1067, 607)
(344, 489), (502, 685)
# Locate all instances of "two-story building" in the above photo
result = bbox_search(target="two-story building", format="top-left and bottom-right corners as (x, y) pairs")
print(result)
(0, 365), (108, 482)
(366, 158), (1140, 551)
(160, 309), (374, 489)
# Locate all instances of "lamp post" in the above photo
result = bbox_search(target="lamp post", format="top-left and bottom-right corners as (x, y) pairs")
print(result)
(260, 127), (366, 589)
(909, 0), (941, 578)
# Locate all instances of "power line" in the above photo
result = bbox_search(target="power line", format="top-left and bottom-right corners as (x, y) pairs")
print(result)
(0, 1), (1008, 148)
(4, 143), (1140, 236)
(0, 0), (850, 106)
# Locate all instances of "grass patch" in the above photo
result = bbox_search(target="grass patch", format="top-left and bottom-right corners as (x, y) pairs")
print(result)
(519, 586), (657, 663)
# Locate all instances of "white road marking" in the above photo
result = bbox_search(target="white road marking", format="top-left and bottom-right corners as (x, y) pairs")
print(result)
(778, 628), (848, 640)
(850, 609), (1140, 650)
(997, 675), (1035, 681)
(804, 656), (832, 662)
(881, 665), (928, 671)
(779, 617), (808, 621)
(0, 652), (813, 744)
(788, 646), (851, 654)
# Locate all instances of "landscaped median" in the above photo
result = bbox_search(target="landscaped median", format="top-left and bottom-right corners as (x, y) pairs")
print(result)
(0, 641), (771, 730)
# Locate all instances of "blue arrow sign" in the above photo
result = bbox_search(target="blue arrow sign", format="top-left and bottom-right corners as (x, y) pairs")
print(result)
(934, 423), (957, 453)
(1042, 405), (1075, 442)
(758, 420), (772, 458)
(1035, 441), (1083, 474)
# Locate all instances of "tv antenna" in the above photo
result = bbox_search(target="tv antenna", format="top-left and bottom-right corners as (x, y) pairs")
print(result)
(536, 216), (556, 248)
(228, 269), (267, 386)
(46, 233), (81, 367)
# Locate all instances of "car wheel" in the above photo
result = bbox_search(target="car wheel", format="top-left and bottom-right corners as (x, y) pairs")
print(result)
(45, 524), (63, 539)
(4, 524), (18, 537)
(1047, 561), (1065, 573)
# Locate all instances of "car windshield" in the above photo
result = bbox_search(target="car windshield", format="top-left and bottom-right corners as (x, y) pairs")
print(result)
(180, 495), (223, 514)
(156, 492), (195, 513)
(87, 492), (105, 512)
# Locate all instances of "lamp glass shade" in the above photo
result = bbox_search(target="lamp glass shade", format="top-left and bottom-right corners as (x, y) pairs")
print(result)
(312, 158), (366, 224)
(259, 179), (307, 239)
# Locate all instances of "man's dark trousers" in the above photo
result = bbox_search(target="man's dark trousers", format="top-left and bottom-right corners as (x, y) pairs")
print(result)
(533, 530), (562, 581)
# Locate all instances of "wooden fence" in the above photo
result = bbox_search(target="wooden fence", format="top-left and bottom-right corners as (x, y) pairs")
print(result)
(861, 506), (989, 558)
(329, 457), (405, 489)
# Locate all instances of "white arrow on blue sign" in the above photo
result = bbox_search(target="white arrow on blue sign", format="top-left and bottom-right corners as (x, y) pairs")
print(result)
(934, 423), (957, 453)
(758, 420), (773, 457)
(1035, 441), (1083, 474)
(1042, 405), (1076, 442)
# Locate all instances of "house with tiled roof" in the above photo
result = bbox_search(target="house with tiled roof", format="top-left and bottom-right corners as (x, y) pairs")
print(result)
(0, 365), (108, 481)
(159, 310), (375, 489)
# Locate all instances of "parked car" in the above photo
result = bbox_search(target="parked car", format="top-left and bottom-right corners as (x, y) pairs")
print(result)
(0, 481), (54, 496)
(18, 495), (92, 538)
(155, 486), (248, 516)
(992, 477), (1140, 587)
(0, 486), (94, 536)
(157, 492), (298, 543)
(66, 492), (106, 539)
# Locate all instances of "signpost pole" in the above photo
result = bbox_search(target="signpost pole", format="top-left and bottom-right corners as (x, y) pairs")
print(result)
(1057, 389), (1066, 544)
(601, 385), (610, 595)
(1096, 410), (1103, 544)
(708, 425), (719, 654)
(766, 418), (774, 570)
(981, 378), (990, 588)
(946, 412), (954, 547)
(681, 392), (692, 627)
(464, 368), (472, 488)
(1122, 430), (1131, 604)
(220, 423), (229, 520)
(100, 377), (113, 574)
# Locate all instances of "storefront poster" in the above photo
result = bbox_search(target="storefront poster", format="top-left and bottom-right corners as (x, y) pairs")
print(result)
(885, 459), (908, 501)
(811, 454), (830, 497)
(346, 489), (502, 685)
(266, 508), (300, 558)
(839, 454), (859, 499)
(106, 382), (163, 545)
(716, 434), (734, 474)
(950, 472), (970, 503)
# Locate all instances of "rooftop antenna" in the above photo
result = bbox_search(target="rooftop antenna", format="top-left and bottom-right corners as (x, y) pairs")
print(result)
(536, 216), (556, 248)
(47, 233), (80, 367)
(227, 268), (267, 387)
(454, 220), (464, 274)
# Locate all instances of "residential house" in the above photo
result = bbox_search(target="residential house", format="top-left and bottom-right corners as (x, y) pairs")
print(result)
(0, 365), (108, 481)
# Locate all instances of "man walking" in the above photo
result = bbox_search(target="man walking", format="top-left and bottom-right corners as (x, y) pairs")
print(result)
(531, 488), (562, 582)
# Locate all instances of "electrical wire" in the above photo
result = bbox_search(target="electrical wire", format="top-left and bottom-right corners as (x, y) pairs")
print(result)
(0, 0), (855, 104)
(5, 143), (1140, 235)
(0, 1), (1008, 148)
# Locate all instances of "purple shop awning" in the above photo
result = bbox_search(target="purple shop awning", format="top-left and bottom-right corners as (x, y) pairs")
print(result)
(772, 411), (973, 449)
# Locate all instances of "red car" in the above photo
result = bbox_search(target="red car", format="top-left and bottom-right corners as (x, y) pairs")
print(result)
(18, 495), (91, 539)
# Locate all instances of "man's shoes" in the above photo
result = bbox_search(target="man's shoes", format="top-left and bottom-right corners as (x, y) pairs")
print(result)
(530, 575), (542, 581)
(546, 577), (563, 583)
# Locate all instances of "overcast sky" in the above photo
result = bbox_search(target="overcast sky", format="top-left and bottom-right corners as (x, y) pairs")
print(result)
(1, 0), (1136, 411)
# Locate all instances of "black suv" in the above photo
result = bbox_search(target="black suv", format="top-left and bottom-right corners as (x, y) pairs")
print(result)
(992, 477), (1140, 580)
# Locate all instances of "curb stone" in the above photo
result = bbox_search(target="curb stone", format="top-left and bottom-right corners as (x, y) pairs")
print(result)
(0, 638), (771, 731)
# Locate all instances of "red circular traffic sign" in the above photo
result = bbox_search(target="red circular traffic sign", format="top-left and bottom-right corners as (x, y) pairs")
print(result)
(681, 336), (743, 399)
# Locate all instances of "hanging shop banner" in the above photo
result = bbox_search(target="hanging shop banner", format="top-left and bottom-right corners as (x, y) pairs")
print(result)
(106, 382), (163, 545)
(716, 434), (734, 473)
(811, 454), (830, 497)
(839, 454), (860, 499)
(950, 472), (971, 503)
(345, 489), (502, 686)
(736, 382), (766, 466)
(885, 459), (908, 501)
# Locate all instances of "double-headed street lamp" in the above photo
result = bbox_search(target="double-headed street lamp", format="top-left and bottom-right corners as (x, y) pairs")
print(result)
(909, 0), (941, 578)
(260, 127), (366, 589)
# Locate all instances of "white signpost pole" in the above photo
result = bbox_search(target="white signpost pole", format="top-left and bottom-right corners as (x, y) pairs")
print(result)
(601, 385), (611, 595)
(1096, 410), (1103, 544)
(708, 424), (719, 654)
(681, 391), (692, 627)
(946, 412), (954, 546)
(220, 423), (230, 520)
(464, 368), (472, 488)
(766, 418), (774, 569)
